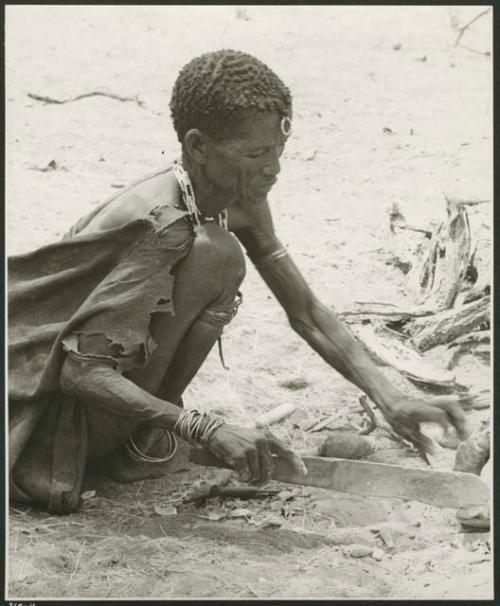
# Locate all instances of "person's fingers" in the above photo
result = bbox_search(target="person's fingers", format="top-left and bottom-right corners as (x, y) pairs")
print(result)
(230, 455), (251, 483)
(418, 397), (469, 440)
(436, 401), (469, 440)
(456, 393), (475, 411)
(421, 395), (471, 438)
(397, 424), (437, 457)
(266, 430), (307, 475)
(400, 401), (447, 428)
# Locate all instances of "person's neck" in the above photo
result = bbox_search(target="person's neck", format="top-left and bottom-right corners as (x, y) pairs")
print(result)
(180, 153), (233, 217)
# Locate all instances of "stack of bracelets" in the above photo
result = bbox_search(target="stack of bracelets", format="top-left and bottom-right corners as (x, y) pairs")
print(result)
(125, 409), (224, 464)
(125, 429), (178, 464)
(173, 409), (225, 445)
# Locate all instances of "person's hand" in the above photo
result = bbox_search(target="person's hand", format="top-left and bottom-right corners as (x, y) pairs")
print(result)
(206, 424), (307, 485)
(381, 393), (472, 457)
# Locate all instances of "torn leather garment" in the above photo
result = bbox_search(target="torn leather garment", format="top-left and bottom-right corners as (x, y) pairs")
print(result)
(9, 205), (193, 511)
(9, 205), (192, 400)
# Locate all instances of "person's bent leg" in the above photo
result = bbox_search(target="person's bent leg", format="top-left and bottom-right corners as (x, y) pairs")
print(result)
(104, 223), (245, 479)
(11, 223), (246, 505)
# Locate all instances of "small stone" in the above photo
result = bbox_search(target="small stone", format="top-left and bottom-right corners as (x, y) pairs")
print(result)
(343, 544), (373, 558)
(260, 516), (282, 529)
(229, 508), (253, 519)
(327, 528), (376, 547)
(371, 548), (384, 561)
(301, 149), (317, 162)
(204, 512), (226, 522)
(81, 490), (96, 500)
(392, 43), (402, 51)
(277, 489), (298, 502)
(318, 431), (375, 459)
(153, 504), (177, 517)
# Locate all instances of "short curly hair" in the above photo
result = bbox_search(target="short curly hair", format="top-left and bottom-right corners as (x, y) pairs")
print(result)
(170, 49), (292, 143)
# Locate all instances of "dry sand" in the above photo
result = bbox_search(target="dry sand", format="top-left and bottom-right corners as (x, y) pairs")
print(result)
(6, 5), (493, 600)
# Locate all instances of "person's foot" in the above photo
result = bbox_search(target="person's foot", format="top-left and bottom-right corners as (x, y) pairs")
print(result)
(108, 429), (189, 483)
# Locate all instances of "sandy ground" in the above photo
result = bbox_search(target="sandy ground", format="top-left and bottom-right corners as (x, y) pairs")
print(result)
(6, 5), (493, 600)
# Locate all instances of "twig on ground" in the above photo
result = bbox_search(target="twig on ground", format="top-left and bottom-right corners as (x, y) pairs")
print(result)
(69, 540), (86, 583)
(305, 413), (342, 433)
(457, 44), (491, 56)
(247, 584), (263, 598)
(394, 224), (433, 238)
(339, 307), (434, 323)
(454, 8), (491, 47)
(352, 301), (399, 308)
(27, 91), (147, 109)
(304, 545), (331, 567)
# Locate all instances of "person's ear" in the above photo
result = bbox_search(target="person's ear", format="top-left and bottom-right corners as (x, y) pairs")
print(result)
(183, 129), (208, 165)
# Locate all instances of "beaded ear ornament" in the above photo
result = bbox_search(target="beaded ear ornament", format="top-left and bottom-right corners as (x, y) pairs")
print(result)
(280, 115), (292, 137)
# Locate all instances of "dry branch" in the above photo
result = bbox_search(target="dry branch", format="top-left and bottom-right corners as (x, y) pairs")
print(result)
(389, 203), (432, 237)
(343, 197), (474, 324)
(454, 8), (491, 47)
(409, 295), (490, 351)
(352, 323), (456, 389)
(417, 196), (471, 310)
(28, 91), (146, 109)
(339, 306), (434, 324)
(447, 330), (490, 349)
(446, 343), (490, 370)
(395, 224), (432, 238)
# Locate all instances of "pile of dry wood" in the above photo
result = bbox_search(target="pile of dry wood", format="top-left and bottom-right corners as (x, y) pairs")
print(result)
(340, 196), (491, 392)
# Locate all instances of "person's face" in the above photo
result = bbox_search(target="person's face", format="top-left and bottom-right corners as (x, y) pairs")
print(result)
(204, 111), (289, 207)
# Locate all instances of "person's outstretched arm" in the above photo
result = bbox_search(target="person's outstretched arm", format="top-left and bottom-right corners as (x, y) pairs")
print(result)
(231, 201), (469, 453)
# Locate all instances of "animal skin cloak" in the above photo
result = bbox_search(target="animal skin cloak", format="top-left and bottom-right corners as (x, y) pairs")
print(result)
(8, 204), (194, 512)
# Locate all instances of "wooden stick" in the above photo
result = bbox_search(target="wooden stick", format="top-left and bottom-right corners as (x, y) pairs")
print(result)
(409, 296), (490, 351)
(28, 91), (146, 109)
(252, 403), (298, 428)
(454, 8), (491, 47)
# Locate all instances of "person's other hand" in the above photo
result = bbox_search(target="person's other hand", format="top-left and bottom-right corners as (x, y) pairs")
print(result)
(206, 424), (306, 485)
(382, 393), (471, 457)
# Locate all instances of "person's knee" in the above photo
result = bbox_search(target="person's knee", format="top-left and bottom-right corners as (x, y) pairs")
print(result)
(191, 223), (246, 288)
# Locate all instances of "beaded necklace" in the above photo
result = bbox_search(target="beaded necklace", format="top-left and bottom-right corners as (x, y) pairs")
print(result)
(173, 161), (228, 230)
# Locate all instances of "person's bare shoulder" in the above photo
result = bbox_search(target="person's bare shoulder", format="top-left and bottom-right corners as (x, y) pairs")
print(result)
(80, 169), (181, 234)
(229, 199), (280, 258)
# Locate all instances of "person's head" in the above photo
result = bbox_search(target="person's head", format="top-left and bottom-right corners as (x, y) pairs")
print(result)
(170, 49), (293, 211)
